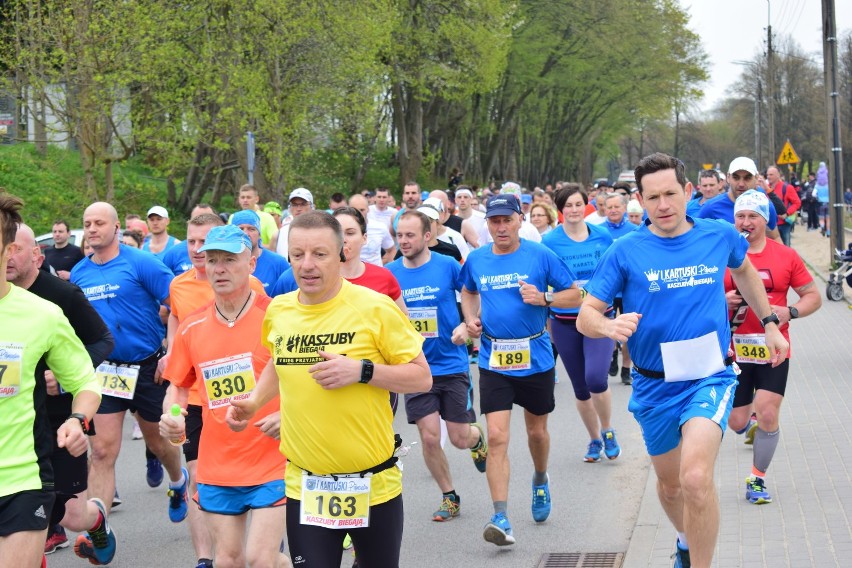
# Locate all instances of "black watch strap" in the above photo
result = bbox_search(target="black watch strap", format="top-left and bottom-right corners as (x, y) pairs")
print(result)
(760, 313), (780, 328)
(788, 306), (799, 319)
(359, 360), (375, 384)
(69, 413), (91, 435)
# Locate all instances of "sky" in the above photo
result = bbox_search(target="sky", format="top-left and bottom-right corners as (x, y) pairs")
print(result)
(684, 0), (851, 116)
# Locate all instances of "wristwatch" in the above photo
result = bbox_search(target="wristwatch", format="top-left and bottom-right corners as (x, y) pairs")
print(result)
(788, 306), (799, 319)
(359, 359), (375, 384)
(69, 413), (92, 435)
(760, 313), (781, 328)
(543, 291), (554, 306)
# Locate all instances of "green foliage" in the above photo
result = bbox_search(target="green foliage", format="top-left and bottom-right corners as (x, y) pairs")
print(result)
(0, 144), (166, 234)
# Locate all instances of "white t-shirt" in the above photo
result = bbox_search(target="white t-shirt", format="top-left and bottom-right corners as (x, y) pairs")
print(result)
(361, 220), (395, 266)
(437, 227), (470, 261)
(584, 212), (607, 225)
(461, 211), (486, 246)
(275, 217), (293, 257)
(368, 205), (397, 228)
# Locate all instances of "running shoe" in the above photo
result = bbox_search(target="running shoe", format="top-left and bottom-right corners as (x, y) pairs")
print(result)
(621, 366), (632, 385)
(111, 489), (122, 508)
(44, 525), (69, 554)
(470, 423), (488, 473)
(132, 421), (143, 440)
(744, 414), (758, 445)
(608, 350), (618, 376)
(601, 429), (621, 460)
(196, 560), (214, 568)
(146, 457), (164, 488)
(168, 467), (189, 523)
(671, 540), (691, 568)
(73, 498), (116, 566)
(482, 512), (515, 546)
(531, 475), (551, 522)
(432, 493), (460, 522)
(469, 347), (479, 364)
(745, 476), (772, 504)
(584, 439), (603, 463)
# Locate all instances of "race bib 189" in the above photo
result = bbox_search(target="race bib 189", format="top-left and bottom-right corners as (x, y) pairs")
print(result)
(488, 338), (531, 371)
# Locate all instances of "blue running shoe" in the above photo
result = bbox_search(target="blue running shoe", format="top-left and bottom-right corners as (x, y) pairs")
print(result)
(168, 467), (189, 523)
(584, 439), (603, 463)
(671, 540), (691, 568)
(602, 429), (621, 460)
(483, 512), (515, 546)
(531, 475), (551, 522)
(745, 476), (772, 504)
(73, 498), (116, 565)
(146, 457), (164, 488)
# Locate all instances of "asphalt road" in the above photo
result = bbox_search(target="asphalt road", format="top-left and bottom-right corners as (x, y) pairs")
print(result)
(49, 363), (648, 568)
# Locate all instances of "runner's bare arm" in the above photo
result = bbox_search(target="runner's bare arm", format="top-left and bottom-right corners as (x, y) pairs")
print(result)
(517, 279), (581, 309)
(773, 280), (821, 325)
(57, 388), (101, 457)
(227, 358), (279, 430)
(394, 295), (409, 316)
(309, 351), (431, 393)
(460, 287), (482, 337)
(576, 294), (640, 343)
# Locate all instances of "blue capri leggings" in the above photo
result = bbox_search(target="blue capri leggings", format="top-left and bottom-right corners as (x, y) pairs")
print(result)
(551, 317), (615, 401)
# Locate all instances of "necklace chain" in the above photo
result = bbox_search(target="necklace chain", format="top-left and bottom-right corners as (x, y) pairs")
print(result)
(215, 292), (252, 327)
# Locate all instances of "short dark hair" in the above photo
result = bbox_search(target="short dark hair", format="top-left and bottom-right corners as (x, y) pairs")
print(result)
(332, 207), (367, 235)
(122, 229), (144, 247)
(634, 153), (687, 195)
(53, 219), (71, 232)
(330, 192), (346, 203)
(290, 210), (343, 250)
(0, 191), (24, 248)
(374, 187), (389, 195)
(189, 213), (224, 227)
(398, 209), (432, 235)
(554, 183), (587, 210)
(698, 169), (721, 182)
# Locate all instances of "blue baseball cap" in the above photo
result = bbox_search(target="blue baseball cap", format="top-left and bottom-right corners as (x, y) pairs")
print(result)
(520, 194), (532, 204)
(734, 189), (770, 222)
(485, 194), (522, 218)
(230, 209), (261, 232)
(198, 225), (252, 254)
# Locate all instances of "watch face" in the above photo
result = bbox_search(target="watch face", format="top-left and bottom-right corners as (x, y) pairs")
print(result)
(789, 307), (798, 318)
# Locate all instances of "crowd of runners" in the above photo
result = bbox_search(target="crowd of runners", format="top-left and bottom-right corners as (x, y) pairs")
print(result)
(0, 151), (820, 568)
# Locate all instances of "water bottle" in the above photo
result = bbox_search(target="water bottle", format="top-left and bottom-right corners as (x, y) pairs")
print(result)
(169, 403), (186, 446)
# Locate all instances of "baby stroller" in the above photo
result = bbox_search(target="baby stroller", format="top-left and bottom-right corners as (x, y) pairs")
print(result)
(826, 244), (852, 301)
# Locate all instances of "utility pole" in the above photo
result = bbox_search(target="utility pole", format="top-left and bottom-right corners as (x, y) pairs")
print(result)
(756, 80), (763, 168)
(766, 0), (776, 168)
(822, 0), (846, 253)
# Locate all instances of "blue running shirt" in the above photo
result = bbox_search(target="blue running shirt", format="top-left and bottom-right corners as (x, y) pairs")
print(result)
(254, 250), (290, 291)
(698, 192), (777, 229)
(142, 235), (180, 258)
(71, 245), (173, 362)
(387, 253), (468, 376)
(584, 218), (748, 386)
(542, 223), (613, 316)
(461, 240), (576, 376)
(160, 243), (192, 276)
(270, 268), (297, 297)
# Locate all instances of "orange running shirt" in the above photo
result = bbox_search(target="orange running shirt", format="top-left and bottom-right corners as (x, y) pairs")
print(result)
(169, 268), (266, 405)
(165, 294), (284, 486)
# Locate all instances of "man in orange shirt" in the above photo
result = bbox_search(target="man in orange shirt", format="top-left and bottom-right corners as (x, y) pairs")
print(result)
(162, 214), (268, 568)
(160, 225), (287, 568)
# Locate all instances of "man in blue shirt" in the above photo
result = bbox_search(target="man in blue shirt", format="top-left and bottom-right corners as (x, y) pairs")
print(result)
(160, 204), (217, 276)
(388, 210), (488, 523)
(698, 157), (782, 242)
(461, 194), (580, 546)
(71, 202), (189, 528)
(231, 210), (289, 292)
(578, 153), (788, 568)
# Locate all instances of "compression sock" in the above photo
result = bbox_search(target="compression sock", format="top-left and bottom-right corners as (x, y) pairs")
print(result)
(753, 427), (780, 474)
(533, 471), (548, 486)
(493, 501), (507, 515)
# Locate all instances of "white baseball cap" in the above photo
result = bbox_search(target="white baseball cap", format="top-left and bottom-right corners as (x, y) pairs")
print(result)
(147, 206), (169, 219)
(288, 188), (314, 206)
(728, 157), (758, 176)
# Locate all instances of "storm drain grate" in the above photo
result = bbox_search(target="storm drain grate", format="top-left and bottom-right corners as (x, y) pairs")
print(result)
(536, 552), (624, 568)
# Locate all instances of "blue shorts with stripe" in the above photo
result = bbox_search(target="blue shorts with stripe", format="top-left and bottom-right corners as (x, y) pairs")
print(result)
(628, 374), (738, 456)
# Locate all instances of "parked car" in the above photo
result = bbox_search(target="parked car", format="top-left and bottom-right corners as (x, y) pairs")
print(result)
(36, 229), (85, 251)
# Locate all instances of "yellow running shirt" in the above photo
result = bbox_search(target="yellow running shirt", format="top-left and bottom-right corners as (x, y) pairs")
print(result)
(262, 279), (423, 506)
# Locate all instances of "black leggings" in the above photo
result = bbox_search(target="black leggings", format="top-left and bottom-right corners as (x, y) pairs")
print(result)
(286, 495), (403, 567)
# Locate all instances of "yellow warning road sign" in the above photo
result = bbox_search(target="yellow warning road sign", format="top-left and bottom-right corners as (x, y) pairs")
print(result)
(777, 140), (800, 165)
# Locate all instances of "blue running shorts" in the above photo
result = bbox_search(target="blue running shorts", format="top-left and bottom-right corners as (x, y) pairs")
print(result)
(196, 479), (286, 515)
(628, 375), (737, 456)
